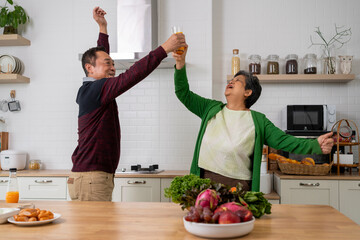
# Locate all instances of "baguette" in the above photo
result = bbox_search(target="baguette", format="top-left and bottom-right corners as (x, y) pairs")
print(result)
(301, 157), (315, 166)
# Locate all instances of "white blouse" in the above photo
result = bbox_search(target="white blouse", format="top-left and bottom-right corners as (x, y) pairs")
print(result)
(198, 106), (255, 180)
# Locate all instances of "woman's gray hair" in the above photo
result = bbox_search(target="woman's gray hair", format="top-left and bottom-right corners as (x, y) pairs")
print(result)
(233, 70), (262, 108)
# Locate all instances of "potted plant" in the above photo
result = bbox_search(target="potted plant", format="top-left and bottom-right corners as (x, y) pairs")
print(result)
(0, 0), (29, 34)
(310, 25), (351, 74)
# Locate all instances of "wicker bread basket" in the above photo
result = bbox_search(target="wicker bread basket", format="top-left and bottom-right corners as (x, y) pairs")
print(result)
(278, 161), (332, 176)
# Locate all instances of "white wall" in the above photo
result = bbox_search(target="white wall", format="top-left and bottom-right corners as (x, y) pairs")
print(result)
(1, 0), (359, 170)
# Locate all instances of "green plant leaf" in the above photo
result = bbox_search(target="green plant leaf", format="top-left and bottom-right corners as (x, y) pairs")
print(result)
(7, 0), (14, 5)
(0, 7), (9, 27)
(16, 5), (28, 24)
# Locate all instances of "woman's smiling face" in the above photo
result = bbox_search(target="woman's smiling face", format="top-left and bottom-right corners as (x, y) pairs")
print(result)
(225, 75), (251, 101)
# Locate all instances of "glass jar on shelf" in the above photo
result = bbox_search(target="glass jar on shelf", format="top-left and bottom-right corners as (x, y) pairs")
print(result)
(303, 53), (317, 74)
(285, 54), (298, 74)
(231, 49), (240, 76)
(29, 159), (41, 170)
(248, 54), (261, 74)
(266, 54), (279, 74)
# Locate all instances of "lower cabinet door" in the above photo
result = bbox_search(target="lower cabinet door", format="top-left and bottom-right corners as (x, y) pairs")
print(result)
(113, 178), (160, 202)
(18, 177), (67, 200)
(0, 177), (9, 200)
(280, 179), (339, 210)
(160, 178), (173, 202)
(339, 180), (360, 224)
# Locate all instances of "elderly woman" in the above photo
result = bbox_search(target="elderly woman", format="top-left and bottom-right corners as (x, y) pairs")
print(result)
(172, 47), (334, 191)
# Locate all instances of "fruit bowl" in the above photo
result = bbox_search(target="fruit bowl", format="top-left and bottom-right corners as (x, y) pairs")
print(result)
(183, 216), (255, 238)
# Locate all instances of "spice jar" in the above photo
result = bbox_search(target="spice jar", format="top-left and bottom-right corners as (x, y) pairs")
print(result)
(29, 160), (41, 170)
(231, 49), (240, 76)
(248, 55), (261, 74)
(303, 53), (317, 74)
(266, 55), (279, 74)
(285, 54), (298, 74)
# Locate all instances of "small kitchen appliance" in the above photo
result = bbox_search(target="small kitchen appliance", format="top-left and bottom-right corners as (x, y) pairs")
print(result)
(281, 105), (336, 132)
(0, 150), (27, 170)
(121, 164), (164, 174)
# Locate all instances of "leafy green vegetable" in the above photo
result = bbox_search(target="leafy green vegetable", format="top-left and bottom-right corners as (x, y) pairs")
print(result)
(243, 191), (272, 218)
(164, 174), (211, 210)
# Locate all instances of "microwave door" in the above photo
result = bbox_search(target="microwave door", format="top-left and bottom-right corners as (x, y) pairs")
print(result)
(287, 105), (324, 130)
(323, 105), (327, 131)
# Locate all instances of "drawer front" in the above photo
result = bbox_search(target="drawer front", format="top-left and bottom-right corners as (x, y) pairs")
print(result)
(0, 177), (9, 199)
(113, 178), (160, 202)
(281, 179), (339, 210)
(19, 177), (67, 199)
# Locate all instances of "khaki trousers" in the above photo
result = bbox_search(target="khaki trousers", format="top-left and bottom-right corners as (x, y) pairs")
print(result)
(68, 171), (114, 201)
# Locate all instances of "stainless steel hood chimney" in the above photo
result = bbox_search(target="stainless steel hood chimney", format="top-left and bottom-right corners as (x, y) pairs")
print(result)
(110, 0), (174, 70)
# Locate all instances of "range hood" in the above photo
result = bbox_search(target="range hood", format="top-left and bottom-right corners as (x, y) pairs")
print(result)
(110, 0), (174, 70)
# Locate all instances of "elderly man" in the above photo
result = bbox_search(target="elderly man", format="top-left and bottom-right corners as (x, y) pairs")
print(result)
(68, 7), (187, 201)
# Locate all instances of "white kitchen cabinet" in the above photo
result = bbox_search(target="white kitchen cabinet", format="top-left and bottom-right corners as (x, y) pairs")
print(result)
(112, 178), (160, 202)
(339, 180), (360, 224)
(274, 175), (339, 210)
(18, 177), (67, 200)
(160, 178), (173, 202)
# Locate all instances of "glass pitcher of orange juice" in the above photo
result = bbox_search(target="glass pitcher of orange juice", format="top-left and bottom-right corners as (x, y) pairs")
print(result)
(6, 168), (19, 203)
(171, 26), (185, 55)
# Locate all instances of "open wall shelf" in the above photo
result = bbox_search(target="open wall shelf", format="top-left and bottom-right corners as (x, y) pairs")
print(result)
(0, 74), (30, 83)
(0, 34), (30, 46)
(226, 74), (355, 83)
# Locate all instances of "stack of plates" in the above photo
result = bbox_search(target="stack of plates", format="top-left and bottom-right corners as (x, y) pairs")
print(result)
(0, 55), (24, 74)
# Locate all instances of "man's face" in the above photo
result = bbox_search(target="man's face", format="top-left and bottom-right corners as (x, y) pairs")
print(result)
(224, 75), (252, 102)
(87, 51), (115, 79)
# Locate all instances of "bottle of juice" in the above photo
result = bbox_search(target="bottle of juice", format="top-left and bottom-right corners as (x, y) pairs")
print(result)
(5, 168), (19, 203)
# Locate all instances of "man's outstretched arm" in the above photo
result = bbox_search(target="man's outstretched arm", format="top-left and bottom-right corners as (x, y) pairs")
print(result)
(93, 6), (109, 53)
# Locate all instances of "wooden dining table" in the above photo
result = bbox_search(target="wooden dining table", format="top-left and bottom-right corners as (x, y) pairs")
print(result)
(0, 201), (359, 240)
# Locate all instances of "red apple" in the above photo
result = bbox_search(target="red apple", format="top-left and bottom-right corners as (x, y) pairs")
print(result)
(214, 206), (226, 215)
(235, 208), (253, 222)
(218, 210), (241, 224)
(211, 211), (221, 223)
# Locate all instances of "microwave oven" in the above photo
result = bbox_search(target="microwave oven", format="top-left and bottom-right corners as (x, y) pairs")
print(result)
(281, 105), (336, 131)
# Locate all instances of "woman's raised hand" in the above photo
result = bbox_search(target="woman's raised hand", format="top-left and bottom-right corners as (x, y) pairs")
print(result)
(172, 45), (188, 70)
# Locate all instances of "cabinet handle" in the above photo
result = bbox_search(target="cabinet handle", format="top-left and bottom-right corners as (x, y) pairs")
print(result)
(127, 180), (146, 184)
(358, 183), (360, 187)
(0, 179), (9, 183)
(35, 180), (53, 183)
(299, 182), (320, 187)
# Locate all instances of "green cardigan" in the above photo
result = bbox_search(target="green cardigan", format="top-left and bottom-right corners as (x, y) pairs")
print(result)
(174, 66), (323, 191)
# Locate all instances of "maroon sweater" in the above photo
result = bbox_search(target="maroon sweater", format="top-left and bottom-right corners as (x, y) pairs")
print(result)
(72, 33), (167, 173)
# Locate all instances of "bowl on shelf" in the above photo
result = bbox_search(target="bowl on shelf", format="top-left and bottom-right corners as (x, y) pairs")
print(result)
(183, 216), (255, 238)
